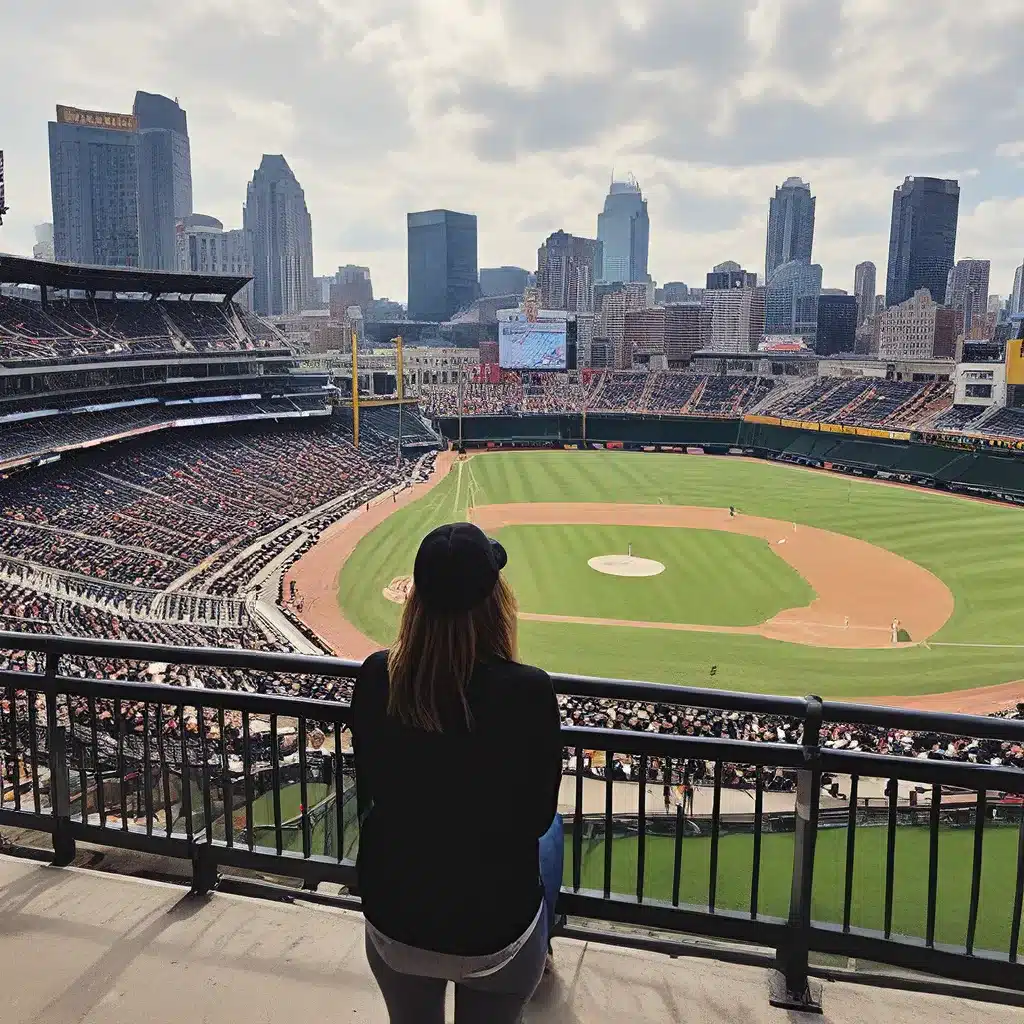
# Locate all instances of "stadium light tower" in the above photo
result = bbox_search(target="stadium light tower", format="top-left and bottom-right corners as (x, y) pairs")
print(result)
(0, 150), (9, 226)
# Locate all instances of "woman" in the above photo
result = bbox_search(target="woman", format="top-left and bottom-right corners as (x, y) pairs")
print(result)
(351, 522), (563, 1024)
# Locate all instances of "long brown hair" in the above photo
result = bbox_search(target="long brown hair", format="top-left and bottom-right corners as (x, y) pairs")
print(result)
(386, 575), (518, 732)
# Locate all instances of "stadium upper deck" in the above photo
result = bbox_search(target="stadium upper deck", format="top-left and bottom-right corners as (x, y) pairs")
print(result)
(0, 258), (331, 470)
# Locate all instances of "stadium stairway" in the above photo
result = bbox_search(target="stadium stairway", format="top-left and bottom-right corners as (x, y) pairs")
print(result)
(681, 376), (708, 413)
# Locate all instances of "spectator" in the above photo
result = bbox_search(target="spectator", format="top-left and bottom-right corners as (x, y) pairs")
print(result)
(351, 523), (562, 1023)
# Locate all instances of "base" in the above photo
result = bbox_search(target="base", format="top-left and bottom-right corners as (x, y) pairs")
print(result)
(767, 970), (823, 1014)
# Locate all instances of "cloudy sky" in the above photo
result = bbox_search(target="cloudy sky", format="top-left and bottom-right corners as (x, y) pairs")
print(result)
(3, 0), (1024, 303)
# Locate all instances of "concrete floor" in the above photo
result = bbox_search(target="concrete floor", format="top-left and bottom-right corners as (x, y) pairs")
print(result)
(0, 854), (1019, 1024)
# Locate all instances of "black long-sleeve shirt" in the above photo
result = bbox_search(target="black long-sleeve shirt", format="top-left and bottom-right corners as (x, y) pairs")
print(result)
(350, 650), (563, 956)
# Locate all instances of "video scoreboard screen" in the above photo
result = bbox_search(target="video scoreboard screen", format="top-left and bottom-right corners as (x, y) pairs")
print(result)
(498, 315), (567, 370)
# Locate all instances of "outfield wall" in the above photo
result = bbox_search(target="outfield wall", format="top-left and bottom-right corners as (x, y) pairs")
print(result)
(434, 414), (1024, 502)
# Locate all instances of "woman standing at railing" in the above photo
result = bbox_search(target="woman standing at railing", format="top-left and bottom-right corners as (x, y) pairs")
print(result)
(351, 522), (563, 1024)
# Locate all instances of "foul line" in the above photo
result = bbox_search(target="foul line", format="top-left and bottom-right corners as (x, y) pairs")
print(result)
(929, 642), (1024, 650)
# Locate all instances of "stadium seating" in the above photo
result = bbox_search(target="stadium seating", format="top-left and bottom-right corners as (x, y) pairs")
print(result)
(0, 294), (284, 362)
(978, 407), (1024, 439)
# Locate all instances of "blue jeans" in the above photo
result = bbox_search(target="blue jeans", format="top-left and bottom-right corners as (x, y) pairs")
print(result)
(538, 813), (564, 935)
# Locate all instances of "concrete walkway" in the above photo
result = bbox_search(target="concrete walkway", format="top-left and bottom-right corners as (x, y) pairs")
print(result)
(0, 856), (1016, 1024)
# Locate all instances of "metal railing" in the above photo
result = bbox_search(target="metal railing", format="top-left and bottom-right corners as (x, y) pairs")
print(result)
(1, 631), (1023, 1011)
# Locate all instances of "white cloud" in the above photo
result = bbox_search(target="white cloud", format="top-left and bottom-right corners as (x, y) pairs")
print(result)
(2, 0), (1023, 301)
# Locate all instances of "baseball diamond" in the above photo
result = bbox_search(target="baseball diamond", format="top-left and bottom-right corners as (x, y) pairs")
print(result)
(286, 449), (1024, 709)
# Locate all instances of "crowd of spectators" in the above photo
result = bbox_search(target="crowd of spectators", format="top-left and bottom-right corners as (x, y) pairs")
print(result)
(0, 295), (285, 363)
(420, 370), (959, 427)
(0, 410), (427, 624)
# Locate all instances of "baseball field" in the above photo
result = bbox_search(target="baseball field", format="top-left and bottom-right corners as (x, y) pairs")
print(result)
(288, 449), (1024, 706)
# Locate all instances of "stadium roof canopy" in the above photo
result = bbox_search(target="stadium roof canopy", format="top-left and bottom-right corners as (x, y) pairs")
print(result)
(0, 254), (251, 299)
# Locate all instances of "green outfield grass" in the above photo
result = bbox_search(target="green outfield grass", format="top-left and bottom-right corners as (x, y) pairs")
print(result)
(248, 782), (329, 855)
(497, 524), (814, 626)
(566, 822), (1022, 956)
(338, 451), (1024, 696)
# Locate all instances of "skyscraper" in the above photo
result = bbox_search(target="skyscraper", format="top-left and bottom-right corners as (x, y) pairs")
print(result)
(243, 155), (315, 316)
(49, 104), (140, 267)
(700, 286), (766, 353)
(1011, 263), (1024, 318)
(706, 262), (757, 290)
(407, 209), (478, 321)
(816, 295), (858, 356)
(854, 261), (876, 327)
(537, 230), (601, 312)
(879, 289), (957, 359)
(765, 177), (815, 282)
(765, 261), (822, 342)
(596, 176), (649, 284)
(885, 176), (960, 307)
(134, 92), (192, 271)
(945, 258), (991, 337)
(662, 282), (689, 304)
(330, 266), (373, 318)
(479, 266), (530, 298)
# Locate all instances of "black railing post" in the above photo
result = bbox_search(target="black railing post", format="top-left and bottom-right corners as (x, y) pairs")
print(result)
(50, 726), (75, 867)
(44, 652), (75, 867)
(770, 694), (824, 1014)
(190, 834), (218, 897)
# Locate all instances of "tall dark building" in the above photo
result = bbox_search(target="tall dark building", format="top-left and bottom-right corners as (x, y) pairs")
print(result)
(816, 295), (858, 355)
(766, 177), (815, 282)
(134, 92), (192, 271)
(243, 155), (315, 316)
(407, 209), (478, 321)
(854, 261), (876, 326)
(479, 266), (529, 298)
(49, 105), (140, 267)
(537, 230), (601, 312)
(885, 176), (959, 307)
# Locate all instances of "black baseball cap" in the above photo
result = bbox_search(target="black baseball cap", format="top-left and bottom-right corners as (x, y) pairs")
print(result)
(413, 523), (508, 614)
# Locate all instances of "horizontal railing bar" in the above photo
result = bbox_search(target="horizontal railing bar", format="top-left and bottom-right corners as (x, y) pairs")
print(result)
(49, 673), (352, 722)
(561, 889), (786, 946)
(807, 923), (1024, 993)
(559, 923), (776, 971)
(822, 699), (1024, 745)
(69, 821), (192, 859)
(3, 632), (1023, 751)
(0, 808), (53, 831)
(820, 748), (1024, 793)
(0, 631), (361, 678)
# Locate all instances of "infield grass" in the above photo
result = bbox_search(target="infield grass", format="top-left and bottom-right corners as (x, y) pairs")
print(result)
(497, 524), (814, 626)
(338, 451), (1024, 697)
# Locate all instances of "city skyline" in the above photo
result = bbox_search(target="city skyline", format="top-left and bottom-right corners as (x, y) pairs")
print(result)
(2, 2), (1024, 302)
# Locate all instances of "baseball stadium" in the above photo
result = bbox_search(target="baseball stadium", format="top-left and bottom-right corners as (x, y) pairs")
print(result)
(2, 256), (1024, 1003)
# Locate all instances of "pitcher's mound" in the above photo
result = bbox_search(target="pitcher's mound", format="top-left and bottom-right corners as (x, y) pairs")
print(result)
(589, 555), (666, 578)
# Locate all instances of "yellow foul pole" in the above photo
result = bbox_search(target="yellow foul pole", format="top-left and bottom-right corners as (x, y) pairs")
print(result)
(396, 335), (404, 402)
(351, 329), (359, 448)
